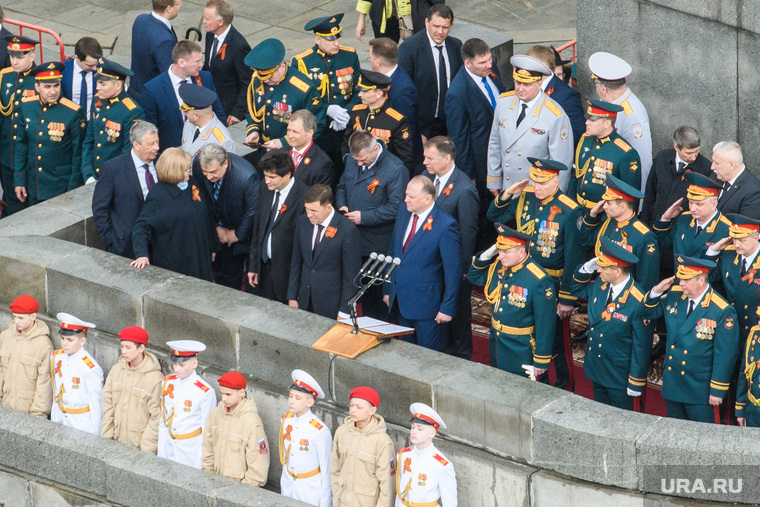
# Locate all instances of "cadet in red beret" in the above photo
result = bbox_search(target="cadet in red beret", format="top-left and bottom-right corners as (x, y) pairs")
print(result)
(330, 386), (395, 507)
(0, 295), (53, 417)
(202, 371), (270, 486)
(101, 325), (163, 453)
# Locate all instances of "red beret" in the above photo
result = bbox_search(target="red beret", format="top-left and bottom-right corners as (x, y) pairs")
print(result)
(218, 371), (246, 390)
(350, 386), (379, 407)
(119, 326), (149, 345)
(9, 295), (39, 314)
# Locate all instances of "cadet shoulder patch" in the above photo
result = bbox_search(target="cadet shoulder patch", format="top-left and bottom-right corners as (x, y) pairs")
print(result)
(293, 48), (313, 60)
(282, 412), (295, 420)
(309, 419), (324, 430)
(621, 100), (633, 116)
(433, 453), (449, 466)
(83, 356), (96, 369)
(526, 263), (546, 279)
(163, 374), (177, 381)
(52, 348), (64, 356)
(632, 221), (651, 234)
(59, 97), (81, 111)
(613, 138), (631, 152)
(544, 100), (562, 116)
(211, 127), (226, 142)
(725, 316), (734, 329)
(194, 380), (210, 392)
(646, 242), (656, 255)
(386, 107), (403, 121)
(398, 447), (412, 455)
(289, 76), (310, 93)
(352, 104), (368, 111)
(500, 90), (516, 98)
(629, 285), (644, 302)
(339, 45), (356, 52)
(557, 193), (578, 209)
(122, 97), (137, 111)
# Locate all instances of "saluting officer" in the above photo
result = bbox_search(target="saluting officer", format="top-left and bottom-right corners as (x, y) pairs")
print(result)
(570, 237), (654, 410)
(158, 340), (216, 469)
(468, 223), (556, 377)
(736, 305), (760, 427)
(342, 69), (412, 172)
(244, 38), (326, 153)
(643, 256), (739, 423)
(0, 35), (39, 214)
(395, 403), (456, 507)
(569, 98), (641, 210)
(279, 369), (332, 507)
(179, 82), (235, 157)
(81, 57), (144, 183)
(13, 61), (86, 205)
(292, 13), (361, 168)
(50, 313), (104, 435)
(487, 157), (583, 388)
(653, 171), (731, 259)
(579, 174), (660, 291)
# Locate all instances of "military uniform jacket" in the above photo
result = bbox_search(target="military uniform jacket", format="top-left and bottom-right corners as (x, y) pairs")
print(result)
(0, 67), (36, 168)
(0, 320), (53, 417)
(50, 347), (104, 435)
(736, 325), (760, 421)
(292, 45), (361, 110)
(579, 212), (660, 291)
(612, 88), (652, 192)
(279, 409), (333, 507)
(486, 90), (573, 192)
(653, 211), (731, 259)
(343, 101), (413, 171)
(81, 91), (144, 181)
(13, 95), (86, 203)
(487, 187), (583, 305)
(468, 255), (556, 373)
(642, 285), (739, 403)
(569, 273), (653, 392)
(395, 444), (456, 507)
(181, 115), (236, 158)
(569, 132), (641, 209)
(245, 66), (326, 147)
(708, 246), (760, 340)
(158, 371), (217, 469)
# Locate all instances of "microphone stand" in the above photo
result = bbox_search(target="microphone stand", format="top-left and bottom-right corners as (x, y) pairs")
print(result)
(348, 259), (394, 335)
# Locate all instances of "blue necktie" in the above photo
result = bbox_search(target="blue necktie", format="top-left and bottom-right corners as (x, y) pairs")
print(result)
(213, 181), (221, 201)
(79, 70), (88, 109)
(481, 76), (496, 110)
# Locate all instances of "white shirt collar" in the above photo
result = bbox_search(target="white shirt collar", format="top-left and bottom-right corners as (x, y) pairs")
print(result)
(696, 210), (718, 228)
(214, 24), (231, 48)
(742, 244), (760, 268)
(293, 140), (312, 157)
(415, 203), (435, 223)
(169, 66), (189, 87)
(365, 143), (384, 171)
(151, 11), (172, 30)
(277, 176), (295, 202)
(131, 149), (152, 170)
(728, 165), (745, 186)
(609, 275), (631, 300)
(519, 92), (541, 112)
(383, 64), (398, 78)
(435, 166), (455, 192)
(426, 31), (445, 50)
(689, 286), (710, 308)
(539, 76), (550, 91)
(318, 207), (335, 229)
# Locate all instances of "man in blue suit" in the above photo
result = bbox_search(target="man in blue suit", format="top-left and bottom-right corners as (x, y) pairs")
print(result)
(141, 40), (226, 153)
(91, 121), (160, 258)
(398, 4), (463, 140)
(383, 175), (462, 351)
(61, 37), (101, 118)
(130, 0), (181, 99)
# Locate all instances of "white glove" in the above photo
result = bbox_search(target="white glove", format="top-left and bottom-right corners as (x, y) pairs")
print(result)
(329, 118), (349, 131)
(580, 257), (600, 274)
(479, 244), (499, 261)
(521, 364), (537, 381)
(85, 176), (97, 185)
(627, 388), (641, 397)
(327, 105), (350, 123)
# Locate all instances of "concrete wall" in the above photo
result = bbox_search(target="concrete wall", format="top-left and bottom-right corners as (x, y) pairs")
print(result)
(0, 185), (759, 506)
(577, 0), (760, 172)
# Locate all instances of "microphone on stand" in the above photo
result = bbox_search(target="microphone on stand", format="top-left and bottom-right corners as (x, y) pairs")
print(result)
(365, 254), (385, 278)
(383, 257), (401, 281)
(359, 252), (378, 274)
(371, 255), (393, 278)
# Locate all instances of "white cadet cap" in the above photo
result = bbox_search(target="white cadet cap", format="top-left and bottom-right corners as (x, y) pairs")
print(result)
(588, 52), (632, 80)
(410, 402), (447, 430)
(56, 312), (96, 335)
(166, 339), (206, 362)
(290, 369), (325, 399)
(510, 54), (552, 83)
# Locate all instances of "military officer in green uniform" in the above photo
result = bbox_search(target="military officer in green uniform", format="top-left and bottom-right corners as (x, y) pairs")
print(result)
(643, 255), (739, 423)
(0, 35), (39, 214)
(243, 38), (326, 156)
(468, 224), (555, 377)
(653, 171), (731, 259)
(292, 13), (361, 169)
(13, 62), (86, 206)
(342, 69), (412, 172)
(570, 236), (654, 410)
(569, 98), (641, 210)
(736, 305), (760, 427)
(578, 174), (660, 291)
(486, 157), (583, 388)
(81, 57), (144, 183)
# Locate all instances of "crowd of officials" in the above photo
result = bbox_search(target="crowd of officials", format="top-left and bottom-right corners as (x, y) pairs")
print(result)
(2, 0), (760, 503)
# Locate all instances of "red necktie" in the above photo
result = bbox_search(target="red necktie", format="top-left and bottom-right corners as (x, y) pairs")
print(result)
(291, 149), (302, 169)
(403, 214), (419, 252)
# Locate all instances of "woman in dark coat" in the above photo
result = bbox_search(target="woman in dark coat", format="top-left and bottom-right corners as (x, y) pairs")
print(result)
(130, 148), (214, 281)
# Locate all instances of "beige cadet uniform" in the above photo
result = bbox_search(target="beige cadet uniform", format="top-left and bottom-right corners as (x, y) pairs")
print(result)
(331, 414), (396, 507)
(101, 351), (163, 453)
(0, 319), (53, 417)
(201, 396), (270, 486)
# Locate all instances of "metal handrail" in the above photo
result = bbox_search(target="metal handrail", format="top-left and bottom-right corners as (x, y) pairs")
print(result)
(3, 17), (66, 62)
(556, 39), (577, 64)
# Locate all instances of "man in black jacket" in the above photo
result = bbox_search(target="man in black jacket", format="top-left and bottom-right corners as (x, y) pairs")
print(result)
(198, 144), (259, 289)
(712, 140), (760, 220)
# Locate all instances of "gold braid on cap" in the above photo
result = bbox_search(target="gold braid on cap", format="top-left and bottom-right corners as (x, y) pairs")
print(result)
(495, 235), (526, 250)
(729, 222), (758, 239)
(686, 184), (716, 201)
(529, 166), (558, 183)
(676, 264), (703, 279)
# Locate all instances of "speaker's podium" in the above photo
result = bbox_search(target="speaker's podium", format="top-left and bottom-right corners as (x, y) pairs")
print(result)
(312, 317), (414, 359)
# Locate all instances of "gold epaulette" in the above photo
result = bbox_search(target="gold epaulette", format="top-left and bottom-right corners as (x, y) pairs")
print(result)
(0, 66), (13, 75)
(60, 97), (81, 111)
(557, 193), (578, 209)
(629, 285), (644, 302)
(682, 211), (692, 216)
(621, 100), (633, 116)
(544, 99), (562, 116)
(524, 187), (535, 193)
(712, 293), (728, 310)
(526, 262), (546, 279)
(21, 94), (38, 102)
(352, 104), (368, 111)
(293, 48), (313, 60)
(670, 285), (683, 292)
(212, 127), (226, 142)
(289, 76), (310, 93)
(500, 90), (515, 98)
(632, 221), (650, 234)
(339, 45), (356, 52)
(386, 107), (403, 121)
(122, 97), (137, 110)
(613, 138), (631, 152)
(719, 215), (732, 226)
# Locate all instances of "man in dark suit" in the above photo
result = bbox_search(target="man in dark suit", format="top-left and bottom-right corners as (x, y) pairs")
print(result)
(423, 137), (478, 359)
(61, 37), (101, 118)
(288, 185), (361, 319)
(712, 140), (760, 220)
(383, 175), (462, 351)
(130, 0), (180, 99)
(287, 110), (334, 188)
(247, 150), (307, 303)
(197, 144), (259, 289)
(201, 0), (251, 126)
(141, 40), (226, 153)
(398, 4), (463, 140)
(91, 121), (160, 258)
(0, 7), (12, 70)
